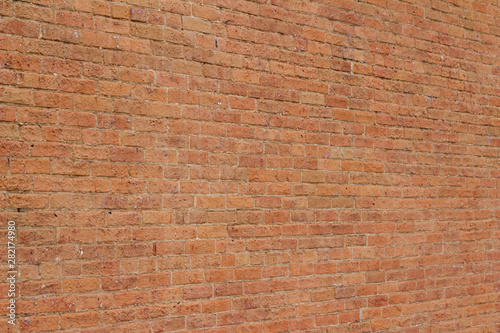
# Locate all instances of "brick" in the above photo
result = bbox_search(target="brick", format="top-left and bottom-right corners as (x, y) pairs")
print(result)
(134, 85), (167, 101)
(9, 194), (48, 208)
(152, 317), (186, 331)
(60, 77), (96, 94)
(50, 193), (90, 209)
(0, 87), (33, 105)
(37, 295), (76, 313)
(160, 0), (191, 15)
(110, 147), (144, 162)
(34, 91), (73, 108)
(0, 18), (40, 38)
(60, 311), (99, 329)
(56, 11), (93, 29)
(99, 81), (133, 97)
(94, 16), (130, 34)
(0, 35), (23, 52)
(19, 315), (59, 332)
(182, 17), (211, 34)
(185, 240), (215, 254)
(168, 89), (198, 104)
(131, 22), (163, 40)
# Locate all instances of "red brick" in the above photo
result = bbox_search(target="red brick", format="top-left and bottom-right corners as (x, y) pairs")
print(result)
(0, 87), (33, 105)
(99, 81), (132, 97)
(19, 315), (59, 332)
(60, 311), (99, 329)
(185, 240), (215, 254)
(37, 295), (76, 313)
(134, 85), (167, 101)
(62, 277), (100, 293)
(9, 194), (48, 209)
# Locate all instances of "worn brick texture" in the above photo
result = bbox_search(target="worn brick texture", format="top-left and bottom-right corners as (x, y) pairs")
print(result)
(1, 0), (500, 332)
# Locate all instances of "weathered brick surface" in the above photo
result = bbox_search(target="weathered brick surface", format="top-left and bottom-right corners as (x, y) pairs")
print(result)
(0, 0), (500, 332)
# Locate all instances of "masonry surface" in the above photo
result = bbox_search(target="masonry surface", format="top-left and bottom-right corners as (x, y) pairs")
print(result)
(0, 0), (499, 332)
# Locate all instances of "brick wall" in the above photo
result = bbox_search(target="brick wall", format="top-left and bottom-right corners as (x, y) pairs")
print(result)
(1, 0), (499, 332)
